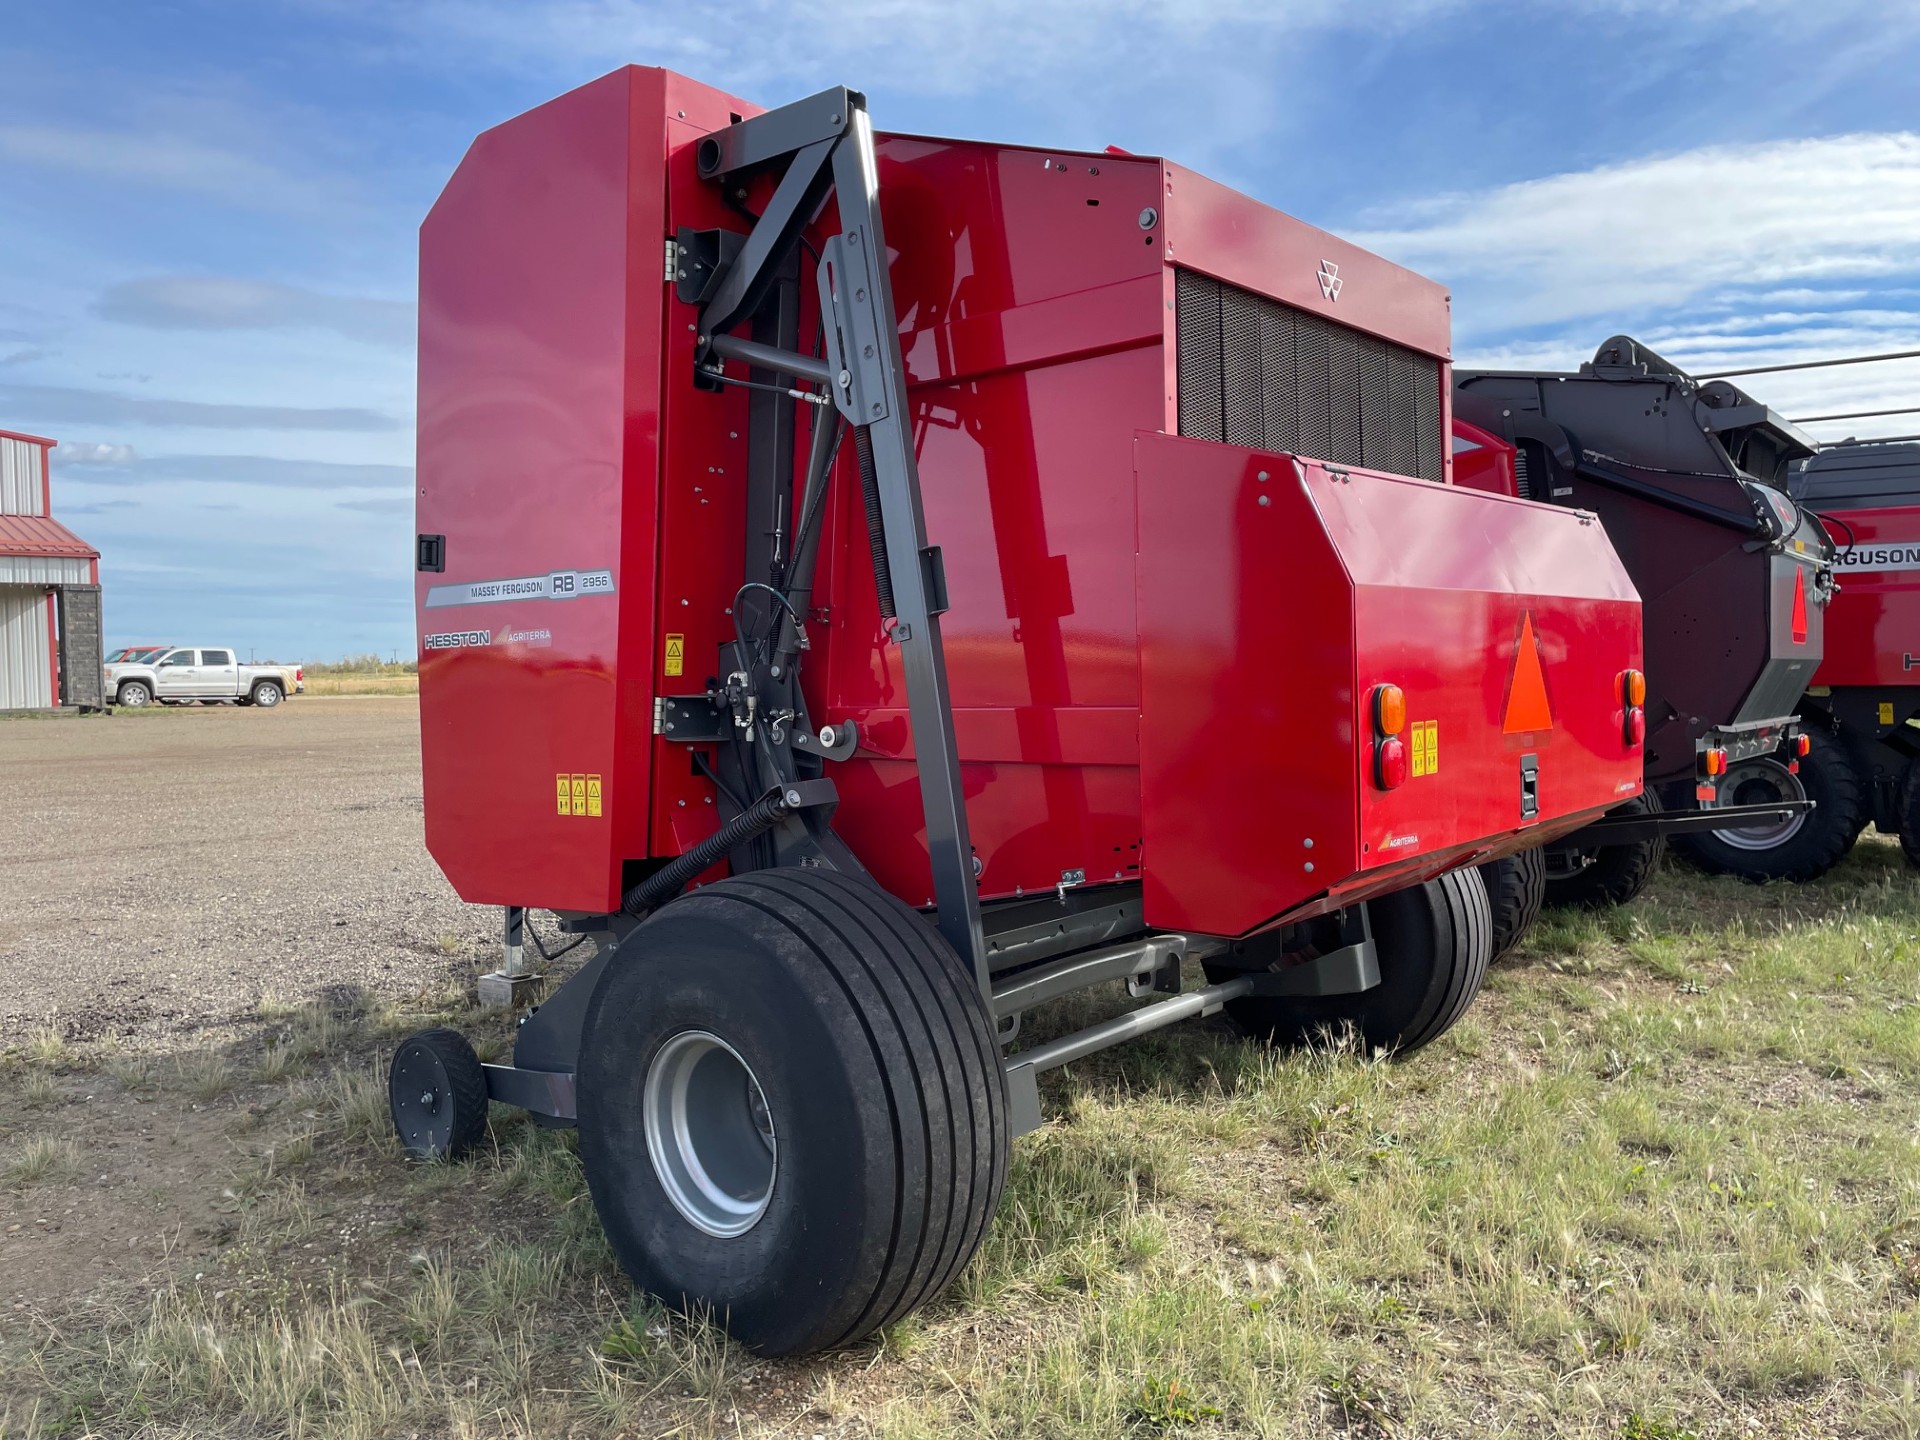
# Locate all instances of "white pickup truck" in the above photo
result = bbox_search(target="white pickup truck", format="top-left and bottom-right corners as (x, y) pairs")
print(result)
(104, 647), (298, 709)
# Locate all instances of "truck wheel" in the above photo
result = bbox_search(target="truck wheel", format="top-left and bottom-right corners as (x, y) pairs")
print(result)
(1673, 730), (1863, 882)
(117, 681), (151, 708)
(389, 1028), (489, 1160)
(1544, 791), (1664, 908)
(576, 868), (1008, 1357)
(1207, 867), (1491, 1056)
(1477, 847), (1544, 964)
(252, 680), (284, 708)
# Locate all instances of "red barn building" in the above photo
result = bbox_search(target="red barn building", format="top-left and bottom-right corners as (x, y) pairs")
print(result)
(0, 430), (103, 711)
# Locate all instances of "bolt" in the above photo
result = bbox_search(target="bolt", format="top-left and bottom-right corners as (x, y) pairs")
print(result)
(1303, 837), (1314, 849)
(1257, 470), (1269, 481)
(419, 1091), (434, 1107)
(1258, 495), (1270, 507)
(1138, 206), (1158, 229)
(677, 799), (685, 807)
(838, 369), (852, 389)
(1304, 862), (1315, 873)
(786, 789), (803, 806)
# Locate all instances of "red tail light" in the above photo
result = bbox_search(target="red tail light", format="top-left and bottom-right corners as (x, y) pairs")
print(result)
(1625, 708), (1646, 746)
(1375, 735), (1408, 790)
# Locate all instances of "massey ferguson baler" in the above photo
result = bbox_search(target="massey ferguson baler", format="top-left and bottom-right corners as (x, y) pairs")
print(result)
(1454, 337), (1836, 905)
(393, 66), (1643, 1355)
(1788, 442), (1920, 863)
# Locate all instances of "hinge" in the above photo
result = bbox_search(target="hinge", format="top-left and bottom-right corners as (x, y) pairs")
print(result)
(652, 696), (666, 735)
(664, 238), (678, 283)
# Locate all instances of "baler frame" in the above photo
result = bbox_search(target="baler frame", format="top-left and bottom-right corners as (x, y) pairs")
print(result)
(474, 86), (1382, 1139)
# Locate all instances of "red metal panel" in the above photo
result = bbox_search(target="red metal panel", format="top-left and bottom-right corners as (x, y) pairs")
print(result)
(1814, 508), (1920, 687)
(1136, 435), (1641, 936)
(0, 513), (98, 557)
(416, 67), (673, 913)
(1161, 162), (1452, 364)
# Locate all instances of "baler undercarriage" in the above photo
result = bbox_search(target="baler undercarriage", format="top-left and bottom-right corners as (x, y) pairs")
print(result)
(398, 69), (1642, 1355)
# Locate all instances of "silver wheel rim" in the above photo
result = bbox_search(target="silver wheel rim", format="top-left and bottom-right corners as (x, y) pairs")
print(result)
(122, 687), (146, 707)
(1713, 758), (1808, 850)
(259, 687), (279, 706)
(643, 1030), (776, 1238)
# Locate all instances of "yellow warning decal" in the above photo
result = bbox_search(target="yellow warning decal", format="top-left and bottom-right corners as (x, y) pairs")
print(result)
(1881, 701), (1896, 725)
(664, 632), (685, 677)
(556, 773), (605, 817)
(1409, 720), (1439, 778)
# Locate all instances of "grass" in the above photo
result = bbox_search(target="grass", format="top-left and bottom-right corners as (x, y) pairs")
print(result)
(9, 841), (1920, 1437)
(301, 654), (419, 698)
(4, 1135), (80, 1188)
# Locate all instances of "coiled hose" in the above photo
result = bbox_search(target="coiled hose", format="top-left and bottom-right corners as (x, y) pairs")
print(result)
(621, 787), (796, 916)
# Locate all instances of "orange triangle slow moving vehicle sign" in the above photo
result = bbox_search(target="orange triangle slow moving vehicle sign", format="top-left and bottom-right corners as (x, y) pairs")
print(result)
(1502, 611), (1554, 735)
(1790, 567), (1808, 645)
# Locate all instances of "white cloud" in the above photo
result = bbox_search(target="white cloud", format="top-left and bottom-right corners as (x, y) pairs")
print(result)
(1352, 133), (1920, 337)
(95, 276), (413, 348)
(55, 441), (138, 465)
(0, 125), (316, 214)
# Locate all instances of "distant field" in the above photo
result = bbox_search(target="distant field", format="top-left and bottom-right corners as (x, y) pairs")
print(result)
(301, 672), (419, 697)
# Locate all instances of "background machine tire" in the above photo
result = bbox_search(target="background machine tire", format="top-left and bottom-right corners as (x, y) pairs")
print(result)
(388, 1027), (490, 1161)
(1206, 867), (1491, 1056)
(576, 868), (1009, 1357)
(1895, 760), (1920, 869)
(1672, 729), (1863, 882)
(1477, 847), (1545, 964)
(1544, 790), (1665, 908)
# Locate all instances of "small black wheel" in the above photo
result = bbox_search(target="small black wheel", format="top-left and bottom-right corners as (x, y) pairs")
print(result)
(577, 868), (1008, 1356)
(1672, 729), (1863, 882)
(389, 1028), (489, 1160)
(1544, 790), (1665, 908)
(1478, 846), (1545, 964)
(1206, 866), (1491, 1055)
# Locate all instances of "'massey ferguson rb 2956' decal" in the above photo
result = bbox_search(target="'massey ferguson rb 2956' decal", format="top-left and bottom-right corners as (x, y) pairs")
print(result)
(424, 568), (615, 608)
(1833, 543), (1920, 575)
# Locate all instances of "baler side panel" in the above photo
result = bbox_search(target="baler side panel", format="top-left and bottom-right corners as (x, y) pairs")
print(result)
(1136, 435), (1643, 939)
(416, 68), (667, 913)
(1816, 507), (1920, 688)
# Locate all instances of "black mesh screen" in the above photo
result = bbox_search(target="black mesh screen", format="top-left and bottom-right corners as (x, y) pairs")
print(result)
(1175, 269), (1443, 481)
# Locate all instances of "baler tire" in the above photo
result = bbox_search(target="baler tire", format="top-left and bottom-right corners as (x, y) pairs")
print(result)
(388, 1028), (489, 1161)
(1208, 867), (1491, 1056)
(1543, 791), (1665, 908)
(1895, 762), (1920, 869)
(576, 868), (1008, 1357)
(1477, 847), (1545, 965)
(1672, 730), (1863, 882)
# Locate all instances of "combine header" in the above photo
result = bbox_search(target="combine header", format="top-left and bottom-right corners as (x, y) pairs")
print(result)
(396, 67), (1643, 1353)
(1455, 337), (1836, 902)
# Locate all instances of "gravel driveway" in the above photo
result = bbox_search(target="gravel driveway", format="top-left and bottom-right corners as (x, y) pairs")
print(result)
(0, 698), (488, 1045)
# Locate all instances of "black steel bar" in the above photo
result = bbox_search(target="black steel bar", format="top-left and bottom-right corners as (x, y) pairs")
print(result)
(1696, 349), (1920, 380)
(708, 332), (832, 387)
(989, 935), (1184, 1020)
(698, 136), (836, 343)
(825, 105), (989, 998)
(696, 86), (854, 179)
(1007, 976), (1256, 1074)
(745, 256), (801, 617)
(1793, 406), (1920, 424)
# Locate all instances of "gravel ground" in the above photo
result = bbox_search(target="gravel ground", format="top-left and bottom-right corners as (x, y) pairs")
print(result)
(0, 698), (487, 1045)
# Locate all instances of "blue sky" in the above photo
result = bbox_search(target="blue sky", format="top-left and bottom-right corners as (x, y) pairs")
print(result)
(4, 1), (1918, 660)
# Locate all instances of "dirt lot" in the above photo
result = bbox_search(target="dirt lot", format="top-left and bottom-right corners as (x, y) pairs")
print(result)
(0, 698), (481, 1044)
(4, 701), (1920, 1439)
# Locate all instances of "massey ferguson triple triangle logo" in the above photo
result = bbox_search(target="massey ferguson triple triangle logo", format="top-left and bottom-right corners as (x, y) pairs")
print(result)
(1317, 260), (1343, 302)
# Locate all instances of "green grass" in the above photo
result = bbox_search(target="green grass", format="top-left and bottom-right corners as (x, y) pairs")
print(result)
(10, 841), (1920, 1437)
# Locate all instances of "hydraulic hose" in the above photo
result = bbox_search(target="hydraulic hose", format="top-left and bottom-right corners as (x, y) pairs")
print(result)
(854, 426), (897, 619)
(620, 787), (796, 916)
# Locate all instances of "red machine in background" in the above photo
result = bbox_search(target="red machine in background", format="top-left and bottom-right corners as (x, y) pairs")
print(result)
(396, 67), (1643, 1354)
(1453, 339), (1834, 906)
(1788, 441), (1920, 861)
